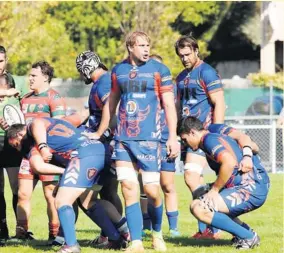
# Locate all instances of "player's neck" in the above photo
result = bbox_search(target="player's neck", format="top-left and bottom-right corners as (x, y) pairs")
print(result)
(186, 58), (202, 72)
(33, 84), (49, 95)
(199, 130), (209, 149)
(91, 68), (106, 82)
(129, 56), (146, 67)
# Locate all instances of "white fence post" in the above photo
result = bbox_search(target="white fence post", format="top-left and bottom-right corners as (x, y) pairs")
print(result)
(271, 120), (277, 173)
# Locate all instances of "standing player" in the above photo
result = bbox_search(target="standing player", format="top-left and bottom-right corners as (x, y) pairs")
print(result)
(177, 116), (270, 249)
(75, 50), (124, 247)
(0, 45), (23, 245)
(175, 35), (226, 238)
(139, 54), (180, 237)
(93, 31), (179, 252)
(0, 61), (66, 242)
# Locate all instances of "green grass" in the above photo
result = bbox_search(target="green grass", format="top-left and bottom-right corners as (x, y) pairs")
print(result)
(1, 174), (283, 253)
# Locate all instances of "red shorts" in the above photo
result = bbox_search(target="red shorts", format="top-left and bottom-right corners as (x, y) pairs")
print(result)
(18, 158), (59, 182)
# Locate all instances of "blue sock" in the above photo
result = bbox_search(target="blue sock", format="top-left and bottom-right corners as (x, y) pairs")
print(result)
(58, 205), (77, 246)
(126, 203), (142, 241)
(241, 222), (251, 231)
(198, 221), (207, 233)
(166, 211), (179, 230)
(85, 201), (120, 241)
(148, 203), (163, 232)
(142, 213), (152, 230)
(208, 225), (220, 234)
(211, 212), (254, 239)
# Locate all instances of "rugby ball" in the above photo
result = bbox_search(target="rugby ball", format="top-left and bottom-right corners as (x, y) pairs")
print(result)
(3, 104), (25, 126)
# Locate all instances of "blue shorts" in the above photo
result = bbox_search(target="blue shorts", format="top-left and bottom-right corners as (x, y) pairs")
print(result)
(220, 180), (270, 218)
(59, 141), (110, 188)
(160, 142), (176, 172)
(112, 140), (161, 172)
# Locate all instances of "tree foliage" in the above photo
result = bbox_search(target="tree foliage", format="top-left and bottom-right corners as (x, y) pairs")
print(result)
(1, 1), (223, 79)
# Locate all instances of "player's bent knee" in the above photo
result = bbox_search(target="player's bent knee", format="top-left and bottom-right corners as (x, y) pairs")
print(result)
(184, 163), (203, 174)
(116, 167), (138, 184)
(161, 183), (175, 194)
(141, 171), (160, 186)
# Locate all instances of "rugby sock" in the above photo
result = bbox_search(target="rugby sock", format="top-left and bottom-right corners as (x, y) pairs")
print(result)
(12, 194), (18, 219)
(241, 222), (251, 231)
(58, 205), (77, 246)
(208, 225), (220, 234)
(142, 213), (152, 230)
(0, 193), (6, 225)
(126, 202), (142, 241)
(148, 203), (163, 232)
(166, 211), (179, 230)
(198, 221), (207, 233)
(85, 201), (120, 241)
(211, 212), (254, 239)
(49, 222), (60, 237)
(115, 217), (129, 234)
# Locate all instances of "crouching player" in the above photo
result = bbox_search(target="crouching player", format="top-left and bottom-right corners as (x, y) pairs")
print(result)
(7, 118), (128, 253)
(178, 116), (270, 249)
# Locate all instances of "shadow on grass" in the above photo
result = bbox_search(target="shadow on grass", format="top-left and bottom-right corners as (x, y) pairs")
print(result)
(164, 235), (232, 247)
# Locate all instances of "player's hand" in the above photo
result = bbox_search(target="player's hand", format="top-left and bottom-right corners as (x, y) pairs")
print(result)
(40, 147), (53, 163)
(82, 131), (101, 140)
(166, 137), (180, 159)
(239, 156), (253, 173)
(6, 88), (20, 98)
(201, 188), (219, 212)
(0, 117), (9, 131)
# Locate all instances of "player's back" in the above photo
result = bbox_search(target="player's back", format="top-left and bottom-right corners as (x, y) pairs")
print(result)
(88, 72), (111, 131)
(202, 133), (269, 187)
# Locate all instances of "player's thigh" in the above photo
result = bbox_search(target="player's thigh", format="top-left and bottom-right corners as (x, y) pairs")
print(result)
(42, 180), (57, 199)
(6, 167), (19, 194)
(56, 186), (86, 208)
(18, 178), (35, 200)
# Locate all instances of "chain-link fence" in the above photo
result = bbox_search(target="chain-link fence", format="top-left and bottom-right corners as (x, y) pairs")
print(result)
(176, 116), (283, 174)
(226, 115), (283, 173)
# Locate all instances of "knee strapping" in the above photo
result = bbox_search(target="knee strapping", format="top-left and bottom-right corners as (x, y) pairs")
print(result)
(184, 163), (203, 174)
(141, 171), (160, 185)
(116, 167), (138, 183)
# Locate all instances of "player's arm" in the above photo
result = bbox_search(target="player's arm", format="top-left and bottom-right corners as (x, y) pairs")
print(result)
(49, 91), (67, 119)
(202, 69), (226, 123)
(212, 151), (237, 192)
(0, 88), (19, 97)
(30, 118), (52, 162)
(209, 90), (226, 123)
(29, 150), (64, 175)
(228, 129), (259, 154)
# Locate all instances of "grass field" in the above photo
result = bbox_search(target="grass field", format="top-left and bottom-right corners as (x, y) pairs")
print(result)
(1, 174), (283, 253)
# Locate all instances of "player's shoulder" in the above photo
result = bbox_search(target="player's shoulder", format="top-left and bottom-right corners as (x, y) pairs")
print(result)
(112, 59), (129, 73)
(47, 88), (63, 99)
(98, 72), (111, 84)
(199, 61), (218, 74)
(208, 124), (232, 135)
(21, 91), (34, 100)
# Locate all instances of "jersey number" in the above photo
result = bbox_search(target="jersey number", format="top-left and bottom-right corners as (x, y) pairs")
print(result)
(49, 124), (75, 138)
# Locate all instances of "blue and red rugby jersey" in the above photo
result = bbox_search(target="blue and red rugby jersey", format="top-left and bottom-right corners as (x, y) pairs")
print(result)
(111, 58), (174, 141)
(176, 61), (223, 129)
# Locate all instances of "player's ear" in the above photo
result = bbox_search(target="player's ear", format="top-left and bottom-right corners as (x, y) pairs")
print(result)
(195, 49), (199, 57)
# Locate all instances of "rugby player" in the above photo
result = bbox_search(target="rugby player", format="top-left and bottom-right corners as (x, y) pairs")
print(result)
(177, 116), (269, 249)
(175, 35), (226, 239)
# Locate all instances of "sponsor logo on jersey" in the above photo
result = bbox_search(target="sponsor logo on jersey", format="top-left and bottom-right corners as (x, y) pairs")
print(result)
(133, 93), (146, 98)
(126, 100), (138, 116)
(121, 80), (147, 93)
(55, 106), (65, 111)
(137, 154), (156, 161)
(184, 78), (189, 86)
(129, 70), (138, 79)
(87, 168), (97, 180)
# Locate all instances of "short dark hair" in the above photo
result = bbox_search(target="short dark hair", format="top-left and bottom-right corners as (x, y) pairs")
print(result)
(0, 45), (6, 55)
(150, 54), (163, 62)
(174, 34), (199, 56)
(32, 61), (54, 83)
(6, 124), (26, 139)
(177, 116), (204, 135)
